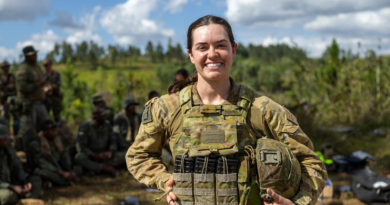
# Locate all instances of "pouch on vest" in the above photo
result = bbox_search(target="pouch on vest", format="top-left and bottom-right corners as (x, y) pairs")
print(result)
(193, 157), (217, 205)
(173, 156), (195, 205)
(255, 138), (301, 202)
(216, 157), (239, 205)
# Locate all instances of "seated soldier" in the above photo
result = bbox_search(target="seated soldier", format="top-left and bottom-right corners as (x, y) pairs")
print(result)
(0, 124), (34, 204)
(113, 97), (140, 151)
(75, 107), (125, 177)
(35, 120), (78, 186)
(91, 94), (114, 126)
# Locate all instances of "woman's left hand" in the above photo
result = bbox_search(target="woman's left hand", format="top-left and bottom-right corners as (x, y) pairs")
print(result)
(264, 188), (294, 205)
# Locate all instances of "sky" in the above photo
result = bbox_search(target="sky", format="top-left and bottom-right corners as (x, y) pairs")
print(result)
(0, 0), (389, 61)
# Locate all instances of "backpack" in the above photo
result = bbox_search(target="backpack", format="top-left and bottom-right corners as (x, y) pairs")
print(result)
(351, 168), (390, 204)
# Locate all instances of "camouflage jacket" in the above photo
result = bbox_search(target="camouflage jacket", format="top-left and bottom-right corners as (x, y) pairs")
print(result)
(0, 145), (28, 188)
(44, 70), (62, 96)
(113, 110), (141, 145)
(127, 81), (327, 205)
(76, 119), (117, 156)
(35, 131), (72, 172)
(15, 62), (45, 101)
(0, 73), (16, 102)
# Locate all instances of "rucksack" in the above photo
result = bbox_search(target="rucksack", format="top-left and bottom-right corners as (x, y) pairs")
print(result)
(351, 168), (390, 204)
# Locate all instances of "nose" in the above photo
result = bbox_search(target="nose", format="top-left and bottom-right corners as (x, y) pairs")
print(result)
(208, 47), (219, 58)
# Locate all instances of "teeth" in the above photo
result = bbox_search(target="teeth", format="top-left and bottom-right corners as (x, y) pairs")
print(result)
(206, 63), (221, 67)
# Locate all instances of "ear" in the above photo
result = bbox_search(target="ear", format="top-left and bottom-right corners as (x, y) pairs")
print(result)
(187, 49), (195, 64)
(232, 43), (238, 58)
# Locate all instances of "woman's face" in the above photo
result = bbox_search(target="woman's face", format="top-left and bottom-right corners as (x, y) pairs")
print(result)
(188, 24), (237, 82)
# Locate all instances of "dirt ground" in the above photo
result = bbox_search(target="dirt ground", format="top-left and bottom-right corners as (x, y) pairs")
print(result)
(40, 170), (373, 205)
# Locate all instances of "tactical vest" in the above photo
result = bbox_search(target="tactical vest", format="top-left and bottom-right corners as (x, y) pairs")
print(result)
(172, 85), (262, 205)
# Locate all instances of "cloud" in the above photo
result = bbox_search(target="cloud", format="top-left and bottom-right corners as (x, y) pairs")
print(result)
(304, 8), (390, 37)
(225, 0), (390, 27)
(0, 0), (51, 22)
(0, 47), (18, 62)
(15, 30), (61, 54)
(65, 6), (103, 45)
(0, 30), (60, 61)
(165, 0), (189, 13)
(100, 0), (174, 46)
(49, 11), (85, 31)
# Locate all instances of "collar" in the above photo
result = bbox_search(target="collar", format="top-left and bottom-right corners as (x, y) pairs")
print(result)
(191, 78), (240, 106)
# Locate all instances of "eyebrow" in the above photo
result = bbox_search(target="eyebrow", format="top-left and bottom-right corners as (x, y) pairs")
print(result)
(195, 39), (229, 46)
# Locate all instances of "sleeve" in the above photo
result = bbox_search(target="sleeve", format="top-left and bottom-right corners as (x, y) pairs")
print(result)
(251, 97), (327, 205)
(113, 116), (126, 140)
(76, 123), (93, 156)
(108, 125), (117, 152)
(126, 97), (172, 191)
(0, 182), (10, 188)
(15, 66), (40, 94)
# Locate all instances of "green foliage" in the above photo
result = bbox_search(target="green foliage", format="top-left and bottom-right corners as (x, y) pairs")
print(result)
(60, 60), (92, 127)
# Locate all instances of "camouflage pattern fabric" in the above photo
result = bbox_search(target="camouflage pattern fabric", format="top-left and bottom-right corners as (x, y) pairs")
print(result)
(15, 62), (45, 101)
(0, 145), (28, 204)
(75, 120), (125, 173)
(255, 138), (301, 201)
(113, 110), (140, 149)
(127, 79), (327, 205)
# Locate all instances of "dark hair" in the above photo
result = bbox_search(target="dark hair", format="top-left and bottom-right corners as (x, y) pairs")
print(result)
(175, 68), (189, 79)
(168, 15), (235, 94)
(148, 90), (160, 100)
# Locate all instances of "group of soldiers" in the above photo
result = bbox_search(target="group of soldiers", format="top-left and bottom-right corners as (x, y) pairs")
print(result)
(0, 45), (155, 204)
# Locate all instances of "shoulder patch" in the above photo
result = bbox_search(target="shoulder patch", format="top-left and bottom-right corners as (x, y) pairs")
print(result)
(142, 104), (153, 124)
(283, 107), (298, 125)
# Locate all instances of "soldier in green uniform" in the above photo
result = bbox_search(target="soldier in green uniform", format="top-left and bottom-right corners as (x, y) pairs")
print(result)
(34, 120), (78, 186)
(127, 15), (326, 205)
(75, 107), (125, 177)
(15, 45), (50, 154)
(0, 60), (17, 120)
(0, 123), (41, 204)
(113, 97), (140, 150)
(92, 94), (114, 126)
(43, 59), (63, 122)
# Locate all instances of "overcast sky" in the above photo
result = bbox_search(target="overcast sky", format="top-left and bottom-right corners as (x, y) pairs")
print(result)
(0, 0), (389, 61)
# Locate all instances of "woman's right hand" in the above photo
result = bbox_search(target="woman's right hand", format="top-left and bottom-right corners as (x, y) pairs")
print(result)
(165, 176), (177, 205)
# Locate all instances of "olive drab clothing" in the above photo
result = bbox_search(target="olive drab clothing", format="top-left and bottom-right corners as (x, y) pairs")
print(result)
(44, 70), (61, 96)
(16, 62), (45, 102)
(15, 62), (50, 152)
(0, 145), (28, 204)
(127, 80), (327, 205)
(43, 70), (62, 122)
(75, 120), (125, 173)
(0, 73), (16, 120)
(34, 132), (72, 186)
(113, 110), (140, 149)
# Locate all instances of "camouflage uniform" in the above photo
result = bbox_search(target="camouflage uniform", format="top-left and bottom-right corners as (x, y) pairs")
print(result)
(43, 70), (62, 122)
(15, 61), (50, 152)
(127, 80), (327, 205)
(0, 60), (17, 120)
(113, 110), (140, 150)
(75, 120), (125, 173)
(0, 124), (41, 204)
(91, 94), (115, 126)
(32, 131), (73, 186)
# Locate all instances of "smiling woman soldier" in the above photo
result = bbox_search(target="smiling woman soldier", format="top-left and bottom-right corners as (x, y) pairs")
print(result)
(126, 15), (326, 205)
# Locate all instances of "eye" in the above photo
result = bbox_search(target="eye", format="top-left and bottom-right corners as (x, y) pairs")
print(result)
(217, 44), (226, 48)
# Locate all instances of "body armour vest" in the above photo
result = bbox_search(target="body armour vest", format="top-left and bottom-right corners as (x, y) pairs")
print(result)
(172, 85), (262, 205)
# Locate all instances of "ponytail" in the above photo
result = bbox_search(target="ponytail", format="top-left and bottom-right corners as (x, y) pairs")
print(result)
(168, 71), (198, 94)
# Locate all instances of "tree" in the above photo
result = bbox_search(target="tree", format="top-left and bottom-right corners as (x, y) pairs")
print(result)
(146, 41), (156, 62)
(156, 43), (164, 62)
(75, 41), (88, 63)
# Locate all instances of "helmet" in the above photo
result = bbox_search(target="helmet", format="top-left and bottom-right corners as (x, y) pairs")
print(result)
(255, 137), (301, 202)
